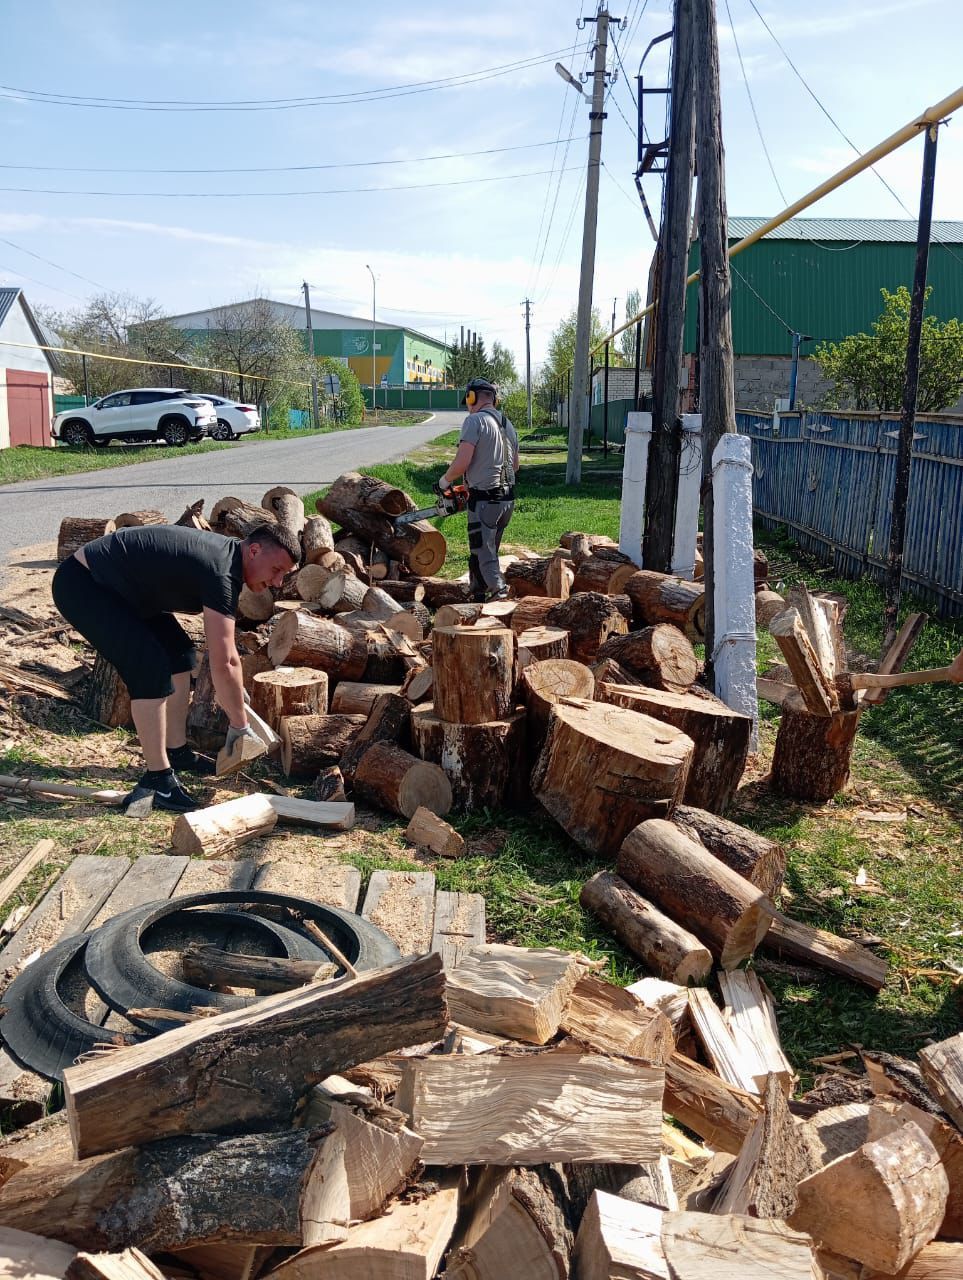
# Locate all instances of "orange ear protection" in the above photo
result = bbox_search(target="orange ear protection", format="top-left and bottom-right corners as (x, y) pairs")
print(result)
(465, 388), (478, 408)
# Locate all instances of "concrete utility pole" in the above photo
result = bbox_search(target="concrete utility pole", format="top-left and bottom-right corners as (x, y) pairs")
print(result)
(643, 0), (696, 571)
(693, 0), (737, 681)
(567, 7), (615, 486)
(365, 265), (377, 410)
(302, 281), (321, 429)
(523, 298), (533, 430)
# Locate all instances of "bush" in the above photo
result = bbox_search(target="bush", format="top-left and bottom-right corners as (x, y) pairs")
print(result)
(501, 387), (549, 432)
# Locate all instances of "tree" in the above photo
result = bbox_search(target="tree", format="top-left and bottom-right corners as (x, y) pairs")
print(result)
(488, 341), (519, 388)
(814, 285), (963, 413)
(446, 334), (491, 386)
(190, 298), (306, 402)
(619, 288), (642, 365)
(536, 306), (607, 401)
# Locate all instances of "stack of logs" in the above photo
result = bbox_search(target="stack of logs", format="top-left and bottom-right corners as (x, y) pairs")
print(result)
(2, 934), (961, 1278)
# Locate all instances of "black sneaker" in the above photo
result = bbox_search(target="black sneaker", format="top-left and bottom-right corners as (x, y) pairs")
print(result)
(122, 772), (199, 815)
(487, 585), (511, 602)
(168, 745), (216, 776)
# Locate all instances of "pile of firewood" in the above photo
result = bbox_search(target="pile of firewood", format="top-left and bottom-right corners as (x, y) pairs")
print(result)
(1, 938), (960, 1277)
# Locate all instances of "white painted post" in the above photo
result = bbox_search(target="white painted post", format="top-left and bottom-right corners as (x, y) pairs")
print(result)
(670, 412), (703, 579)
(711, 432), (759, 749)
(619, 412), (651, 567)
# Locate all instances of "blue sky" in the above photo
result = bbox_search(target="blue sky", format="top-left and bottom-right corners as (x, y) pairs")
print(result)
(0, 0), (960, 371)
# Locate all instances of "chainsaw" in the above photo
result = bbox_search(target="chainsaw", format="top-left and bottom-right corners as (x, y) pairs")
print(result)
(394, 483), (469, 527)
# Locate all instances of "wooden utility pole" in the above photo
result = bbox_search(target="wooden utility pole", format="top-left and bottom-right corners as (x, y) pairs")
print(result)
(302, 281), (321, 429)
(883, 123), (940, 650)
(567, 8), (614, 485)
(693, 0), (737, 681)
(643, 0), (696, 571)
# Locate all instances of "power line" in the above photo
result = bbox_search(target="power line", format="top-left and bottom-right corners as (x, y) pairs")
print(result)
(0, 46), (590, 113)
(528, 21), (583, 295)
(0, 236), (110, 290)
(602, 161), (650, 217)
(530, 45), (589, 297)
(729, 263), (795, 333)
(0, 263), (86, 301)
(723, 0), (787, 205)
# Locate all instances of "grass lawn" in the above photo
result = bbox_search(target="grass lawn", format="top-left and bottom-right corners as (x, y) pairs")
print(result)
(1, 441), (960, 1091)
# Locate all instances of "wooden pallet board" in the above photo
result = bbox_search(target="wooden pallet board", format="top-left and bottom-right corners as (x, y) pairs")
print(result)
(362, 870), (437, 956)
(253, 859), (362, 912)
(89, 855), (190, 929)
(432, 890), (486, 968)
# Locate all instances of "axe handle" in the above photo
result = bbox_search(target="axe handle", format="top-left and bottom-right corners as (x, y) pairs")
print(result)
(848, 652), (962, 690)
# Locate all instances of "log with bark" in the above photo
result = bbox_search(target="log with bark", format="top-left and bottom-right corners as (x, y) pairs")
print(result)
(63, 951), (447, 1158)
(545, 592), (629, 664)
(532, 700), (694, 857)
(919, 1031), (963, 1133)
(559, 531), (620, 554)
(170, 794), (278, 857)
(186, 652), (228, 752)
(410, 708), (528, 810)
(591, 656), (643, 691)
(353, 741), (452, 818)
(315, 571), (369, 614)
(329, 681), (402, 715)
(376, 579), (426, 605)
(210, 497), (278, 539)
(268, 612), (369, 679)
(505, 557), (563, 598)
(300, 513), (335, 565)
(516, 626), (569, 667)
(595, 624), (699, 693)
(597, 683), (751, 813)
(756, 589), (787, 629)
(508, 596), (566, 635)
(572, 1192), (667, 1280)
(624, 571), (706, 642)
(520, 658), (594, 749)
(399, 664), (433, 704)
(174, 499), (212, 531)
(432, 626), (515, 724)
(770, 697), (860, 801)
(769, 607), (837, 717)
(313, 765), (348, 803)
(317, 473), (446, 575)
(279, 713), (366, 777)
(417, 577), (475, 609)
(83, 656), (133, 729)
(339, 692), (412, 783)
(113, 509), (166, 529)
(251, 667), (329, 729)
(579, 871), (712, 984)
(181, 945), (335, 994)
(763, 910), (888, 990)
(56, 517), (116, 562)
(571, 552), (637, 596)
(616, 819), (774, 968)
(261, 486), (306, 541)
(867, 1098), (963, 1242)
(672, 805), (786, 899)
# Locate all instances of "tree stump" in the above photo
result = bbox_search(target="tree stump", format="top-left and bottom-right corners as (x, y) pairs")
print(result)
(546, 593), (630, 664)
(520, 659), (594, 749)
(770, 700), (861, 802)
(113, 509), (167, 528)
(432, 626), (515, 725)
(616, 819), (774, 968)
(509, 597), (566, 635)
(571, 553), (637, 596)
(672, 805), (786, 899)
(595, 624), (699, 693)
(597, 684), (752, 813)
(279, 713), (366, 777)
(410, 708), (528, 810)
(517, 627), (569, 666)
(531, 700), (694, 857)
(434, 601), (517, 629)
(83, 656), (133, 728)
(56, 517), (116, 562)
(353, 742), (452, 818)
(624, 571), (706, 641)
(317, 473), (446, 576)
(300, 514), (335, 564)
(186, 652), (228, 752)
(580, 871), (712, 984)
(251, 668), (329, 730)
(340, 692), (412, 783)
(268, 612), (369, 679)
(210, 498), (277, 539)
(261, 486), (306, 540)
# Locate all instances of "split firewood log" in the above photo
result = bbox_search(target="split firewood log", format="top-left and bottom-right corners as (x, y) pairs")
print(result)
(339, 692), (412, 783)
(313, 765), (348, 803)
(56, 517), (115, 562)
(663, 1053), (764, 1154)
(174, 499), (211, 531)
(672, 805), (786, 899)
(352, 741), (452, 818)
(595, 623), (699, 692)
(210, 497), (277, 539)
(268, 612), (369, 679)
(919, 1030), (963, 1132)
(279, 713), (366, 777)
(662, 1210), (819, 1280)
(624, 570), (706, 641)
(261, 485), (306, 540)
(445, 1167), (573, 1280)
(405, 806), (465, 858)
(251, 667), (329, 729)
(317, 473), (446, 575)
(444, 944), (583, 1045)
(113, 509), (166, 528)
(171, 794), (277, 857)
(410, 708), (528, 810)
(580, 871), (712, 984)
(546, 592), (630, 664)
(868, 1098), (963, 1241)
(560, 972), (674, 1063)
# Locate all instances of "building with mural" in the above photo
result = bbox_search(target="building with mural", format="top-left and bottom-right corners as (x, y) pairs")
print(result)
(162, 299), (449, 388)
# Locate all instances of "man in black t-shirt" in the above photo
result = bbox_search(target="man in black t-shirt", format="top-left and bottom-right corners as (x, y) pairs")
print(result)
(52, 522), (299, 813)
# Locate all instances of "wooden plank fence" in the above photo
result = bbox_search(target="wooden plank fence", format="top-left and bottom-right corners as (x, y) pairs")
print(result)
(737, 409), (963, 618)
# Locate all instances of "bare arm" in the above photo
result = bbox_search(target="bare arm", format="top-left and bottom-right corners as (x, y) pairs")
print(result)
(203, 608), (247, 729)
(441, 441), (476, 486)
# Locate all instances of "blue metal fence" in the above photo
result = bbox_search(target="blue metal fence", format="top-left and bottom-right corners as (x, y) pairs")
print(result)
(736, 410), (963, 618)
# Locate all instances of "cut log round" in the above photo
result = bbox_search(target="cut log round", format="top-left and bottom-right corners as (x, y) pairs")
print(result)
(268, 612), (369, 679)
(410, 708), (528, 810)
(84, 656), (133, 729)
(672, 806), (785, 899)
(580, 871), (712, 984)
(520, 658), (595, 747)
(434, 601), (517, 629)
(756, 589), (787, 629)
(317, 473), (446, 575)
(591, 657), (642, 691)
(295, 564), (334, 603)
(418, 578), (476, 609)
(251, 667), (329, 729)
(517, 627), (569, 666)
(261, 486), (306, 540)
(237, 585), (275, 622)
(399, 665), (434, 705)
(770, 701), (860, 801)
(571, 554), (637, 596)
(595, 624), (699, 693)
(532, 700), (694, 857)
(301, 514), (335, 564)
(279, 713), (366, 777)
(597, 683), (752, 813)
(340, 692), (412, 783)
(113, 509), (166, 529)
(505, 558), (570, 599)
(329, 681), (402, 716)
(560, 531), (620, 554)
(353, 741), (452, 818)
(360, 585), (406, 621)
(432, 626), (515, 725)
(317, 573), (368, 615)
(509, 596), (565, 635)
(186, 652), (228, 752)
(616, 818), (774, 968)
(546, 593), (630, 664)
(624, 571), (706, 641)
(210, 497), (277, 539)
(56, 517), (116, 562)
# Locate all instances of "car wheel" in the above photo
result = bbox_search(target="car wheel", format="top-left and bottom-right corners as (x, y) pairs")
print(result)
(211, 419), (235, 442)
(60, 420), (92, 447)
(160, 417), (190, 447)
(90, 436), (111, 448)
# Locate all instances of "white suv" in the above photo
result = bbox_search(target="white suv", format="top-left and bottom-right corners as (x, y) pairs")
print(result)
(51, 388), (216, 448)
(190, 394), (261, 441)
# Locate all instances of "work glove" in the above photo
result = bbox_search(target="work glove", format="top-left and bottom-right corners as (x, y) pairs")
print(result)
(224, 723), (260, 753)
(433, 476), (448, 497)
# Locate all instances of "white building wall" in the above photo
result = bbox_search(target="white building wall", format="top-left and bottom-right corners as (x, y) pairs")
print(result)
(164, 300), (396, 332)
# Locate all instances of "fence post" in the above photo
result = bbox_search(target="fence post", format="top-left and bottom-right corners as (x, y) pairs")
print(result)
(710, 432), (758, 749)
(633, 319), (642, 408)
(670, 413), (703, 578)
(619, 412), (652, 567)
(603, 341), (610, 458)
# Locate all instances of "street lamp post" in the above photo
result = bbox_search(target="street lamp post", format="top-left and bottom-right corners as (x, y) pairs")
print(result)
(365, 264), (376, 410)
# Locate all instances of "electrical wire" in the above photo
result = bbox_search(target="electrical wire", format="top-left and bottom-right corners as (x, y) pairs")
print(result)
(723, 0), (787, 205)
(0, 46), (590, 112)
(0, 263), (86, 301)
(602, 161), (650, 217)
(729, 263), (795, 333)
(0, 236), (110, 290)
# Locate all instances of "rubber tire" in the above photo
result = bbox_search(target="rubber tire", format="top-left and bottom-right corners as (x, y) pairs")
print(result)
(83, 891), (400, 1023)
(211, 419), (235, 441)
(161, 417), (190, 447)
(60, 420), (92, 447)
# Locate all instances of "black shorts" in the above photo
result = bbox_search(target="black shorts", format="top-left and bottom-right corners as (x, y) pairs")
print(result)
(52, 555), (197, 701)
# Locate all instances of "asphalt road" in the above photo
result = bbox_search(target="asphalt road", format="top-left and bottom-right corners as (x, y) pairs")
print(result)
(0, 413), (460, 580)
